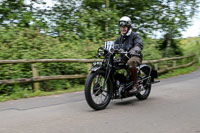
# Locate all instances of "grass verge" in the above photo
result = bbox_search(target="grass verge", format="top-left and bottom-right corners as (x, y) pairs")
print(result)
(0, 84), (84, 102)
(158, 63), (200, 79)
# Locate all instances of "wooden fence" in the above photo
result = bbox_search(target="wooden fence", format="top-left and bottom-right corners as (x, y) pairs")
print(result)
(0, 54), (196, 90)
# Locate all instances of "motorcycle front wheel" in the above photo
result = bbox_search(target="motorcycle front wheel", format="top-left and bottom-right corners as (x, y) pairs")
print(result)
(84, 70), (112, 110)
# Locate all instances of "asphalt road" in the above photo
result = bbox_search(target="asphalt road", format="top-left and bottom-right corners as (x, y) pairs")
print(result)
(0, 69), (200, 133)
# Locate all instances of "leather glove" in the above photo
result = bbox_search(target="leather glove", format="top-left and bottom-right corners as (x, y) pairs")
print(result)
(129, 46), (141, 56)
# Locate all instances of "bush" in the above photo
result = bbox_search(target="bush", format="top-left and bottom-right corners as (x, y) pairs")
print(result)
(142, 38), (162, 60)
(0, 27), (89, 94)
(0, 27), (162, 95)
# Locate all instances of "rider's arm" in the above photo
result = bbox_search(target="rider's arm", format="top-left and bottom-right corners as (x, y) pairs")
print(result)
(133, 33), (143, 50)
(129, 33), (143, 56)
(129, 46), (141, 56)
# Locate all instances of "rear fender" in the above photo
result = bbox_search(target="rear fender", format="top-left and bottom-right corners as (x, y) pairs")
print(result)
(139, 64), (152, 76)
(139, 64), (158, 82)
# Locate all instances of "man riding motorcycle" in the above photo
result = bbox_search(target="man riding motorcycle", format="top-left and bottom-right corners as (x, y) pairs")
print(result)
(115, 16), (143, 94)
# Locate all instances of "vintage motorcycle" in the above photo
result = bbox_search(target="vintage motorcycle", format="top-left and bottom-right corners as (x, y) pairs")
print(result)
(84, 41), (159, 110)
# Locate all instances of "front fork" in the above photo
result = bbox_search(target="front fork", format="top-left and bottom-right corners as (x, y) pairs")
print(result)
(103, 54), (113, 89)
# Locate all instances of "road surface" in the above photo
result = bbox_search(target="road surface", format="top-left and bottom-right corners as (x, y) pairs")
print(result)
(0, 69), (200, 133)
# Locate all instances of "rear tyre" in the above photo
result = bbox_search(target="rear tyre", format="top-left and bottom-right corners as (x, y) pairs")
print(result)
(136, 73), (151, 100)
(136, 83), (151, 100)
(84, 70), (112, 110)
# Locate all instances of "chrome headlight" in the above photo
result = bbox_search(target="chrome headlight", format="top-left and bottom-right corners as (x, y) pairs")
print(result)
(97, 47), (105, 57)
(93, 61), (102, 66)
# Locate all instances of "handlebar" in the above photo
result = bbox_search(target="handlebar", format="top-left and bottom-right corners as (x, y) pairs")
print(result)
(113, 48), (128, 54)
(97, 44), (130, 58)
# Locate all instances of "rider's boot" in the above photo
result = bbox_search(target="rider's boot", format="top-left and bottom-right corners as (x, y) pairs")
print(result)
(128, 66), (140, 94)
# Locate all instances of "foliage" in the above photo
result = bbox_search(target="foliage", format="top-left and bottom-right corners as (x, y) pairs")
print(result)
(1, 0), (199, 38)
(0, 0), (47, 28)
(158, 34), (183, 57)
(142, 38), (162, 60)
(178, 37), (200, 56)
(0, 26), (163, 95)
(0, 26), (89, 94)
(81, 0), (199, 37)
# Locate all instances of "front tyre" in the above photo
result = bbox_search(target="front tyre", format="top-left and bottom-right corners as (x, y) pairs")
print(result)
(84, 70), (112, 110)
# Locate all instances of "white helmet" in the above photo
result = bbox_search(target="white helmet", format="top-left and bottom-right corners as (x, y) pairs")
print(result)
(119, 16), (132, 27)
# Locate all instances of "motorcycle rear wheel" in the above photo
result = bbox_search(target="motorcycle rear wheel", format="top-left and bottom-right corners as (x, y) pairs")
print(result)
(84, 70), (112, 110)
(136, 74), (152, 100)
(136, 84), (151, 100)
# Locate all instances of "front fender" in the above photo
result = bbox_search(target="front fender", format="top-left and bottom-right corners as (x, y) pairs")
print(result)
(90, 62), (103, 72)
(90, 66), (102, 72)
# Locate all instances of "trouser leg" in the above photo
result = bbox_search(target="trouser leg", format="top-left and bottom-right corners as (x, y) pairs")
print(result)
(127, 56), (142, 93)
(128, 66), (138, 85)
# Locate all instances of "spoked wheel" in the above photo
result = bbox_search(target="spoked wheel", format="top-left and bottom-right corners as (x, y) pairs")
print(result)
(136, 73), (151, 100)
(85, 70), (112, 110)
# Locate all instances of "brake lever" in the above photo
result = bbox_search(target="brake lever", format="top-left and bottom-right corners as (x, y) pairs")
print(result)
(124, 53), (130, 59)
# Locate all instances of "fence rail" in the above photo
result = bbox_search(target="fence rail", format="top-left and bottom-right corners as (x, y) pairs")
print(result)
(0, 54), (196, 90)
(0, 59), (104, 64)
(0, 54), (194, 64)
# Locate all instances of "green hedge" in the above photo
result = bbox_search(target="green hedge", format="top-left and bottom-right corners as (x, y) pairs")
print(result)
(0, 27), (162, 95)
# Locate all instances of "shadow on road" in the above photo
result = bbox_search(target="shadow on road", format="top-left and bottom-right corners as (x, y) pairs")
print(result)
(113, 96), (159, 106)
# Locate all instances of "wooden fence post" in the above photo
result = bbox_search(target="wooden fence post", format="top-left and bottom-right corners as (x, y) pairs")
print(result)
(173, 60), (176, 67)
(199, 50), (200, 63)
(87, 63), (92, 74)
(154, 63), (158, 70)
(182, 58), (185, 65)
(31, 63), (40, 91)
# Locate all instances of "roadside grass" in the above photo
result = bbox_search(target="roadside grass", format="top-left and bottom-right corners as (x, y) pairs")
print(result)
(158, 63), (200, 79)
(0, 84), (84, 102)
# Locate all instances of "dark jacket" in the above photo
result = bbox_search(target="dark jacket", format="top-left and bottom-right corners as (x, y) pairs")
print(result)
(115, 31), (143, 59)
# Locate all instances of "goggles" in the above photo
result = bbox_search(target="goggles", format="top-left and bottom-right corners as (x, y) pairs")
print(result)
(119, 21), (129, 27)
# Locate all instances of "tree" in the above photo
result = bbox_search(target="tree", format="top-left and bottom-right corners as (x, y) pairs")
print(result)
(156, 0), (199, 57)
(1, 0), (199, 42)
(0, 0), (46, 28)
(81, 0), (199, 38)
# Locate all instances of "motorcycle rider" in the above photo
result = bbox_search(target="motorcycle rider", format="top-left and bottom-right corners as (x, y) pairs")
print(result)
(115, 16), (143, 94)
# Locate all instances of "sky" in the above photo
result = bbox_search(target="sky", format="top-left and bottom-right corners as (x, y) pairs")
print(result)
(181, 13), (200, 38)
(153, 13), (200, 39)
